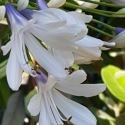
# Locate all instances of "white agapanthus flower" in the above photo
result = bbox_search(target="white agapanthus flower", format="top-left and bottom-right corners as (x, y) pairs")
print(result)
(0, 5), (6, 21)
(1, 3), (67, 90)
(21, 0), (108, 66)
(48, 0), (66, 8)
(20, 7), (92, 67)
(28, 70), (106, 125)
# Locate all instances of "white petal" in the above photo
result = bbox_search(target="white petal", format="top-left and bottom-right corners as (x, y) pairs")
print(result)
(48, 0), (66, 7)
(15, 33), (34, 75)
(75, 35), (104, 48)
(52, 88), (97, 125)
(103, 42), (115, 47)
(41, 20), (67, 29)
(47, 91), (64, 124)
(43, 75), (57, 92)
(6, 46), (23, 91)
(30, 27), (78, 51)
(20, 19), (36, 33)
(74, 54), (93, 64)
(51, 48), (74, 67)
(75, 46), (101, 58)
(55, 83), (106, 97)
(39, 97), (52, 125)
(74, 54), (101, 64)
(17, 0), (29, 11)
(43, 93), (57, 125)
(68, 12), (92, 23)
(24, 31), (67, 79)
(27, 93), (41, 116)
(41, 8), (76, 25)
(0, 6), (6, 21)
(58, 70), (87, 85)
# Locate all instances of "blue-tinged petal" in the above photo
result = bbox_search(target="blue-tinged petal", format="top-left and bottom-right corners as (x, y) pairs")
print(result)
(37, 0), (48, 10)
(6, 46), (23, 91)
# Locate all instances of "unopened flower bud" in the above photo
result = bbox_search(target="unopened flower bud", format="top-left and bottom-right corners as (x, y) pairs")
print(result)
(81, 0), (100, 9)
(48, 0), (66, 8)
(17, 0), (29, 11)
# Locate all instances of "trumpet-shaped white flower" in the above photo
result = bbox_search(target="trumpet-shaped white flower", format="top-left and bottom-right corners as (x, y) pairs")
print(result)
(28, 70), (106, 125)
(1, 3), (67, 90)
(20, 6), (93, 67)
(21, 1), (105, 66)
(20, 8), (89, 50)
(21, 0), (111, 66)
(47, 0), (66, 8)
(17, 0), (29, 11)
(0, 5), (6, 21)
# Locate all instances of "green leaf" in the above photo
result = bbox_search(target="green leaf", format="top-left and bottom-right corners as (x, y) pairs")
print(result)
(90, 107), (115, 125)
(0, 51), (9, 79)
(0, 78), (12, 108)
(99, 93), (116, 111)
(1, 91), (25, 125)
(101, 65), (125, 102)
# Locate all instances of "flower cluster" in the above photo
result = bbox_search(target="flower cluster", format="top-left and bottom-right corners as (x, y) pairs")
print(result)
(0, 0), (111, 124)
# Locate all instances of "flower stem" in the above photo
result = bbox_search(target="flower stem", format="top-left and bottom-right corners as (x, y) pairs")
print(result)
(92, 19), (115, 31)
(64, 2), (125, 17)
(82, 0), (125, 8)
(87, 24), (114, 38)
